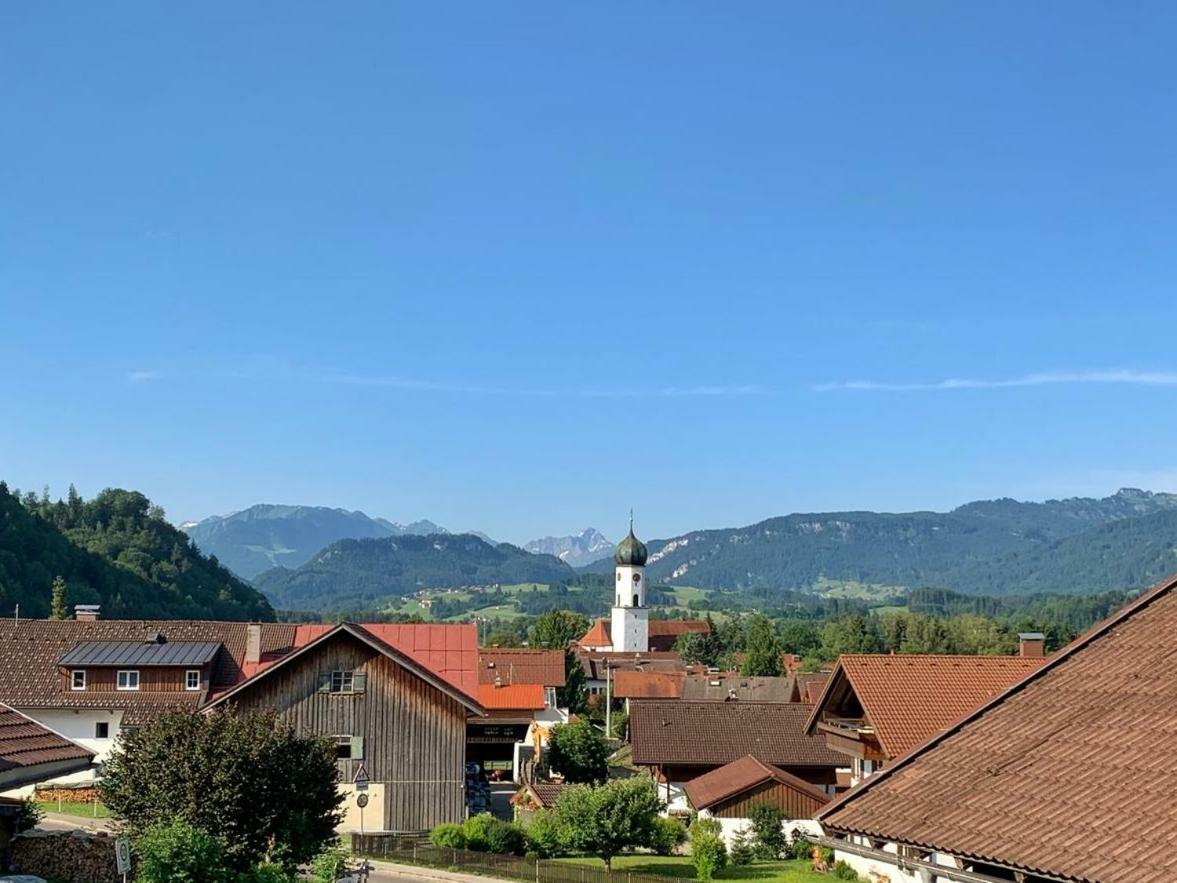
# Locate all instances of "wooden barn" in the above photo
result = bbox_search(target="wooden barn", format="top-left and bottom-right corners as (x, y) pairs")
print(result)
(206, 622), (485, 833)
(685, 754), (830, 819)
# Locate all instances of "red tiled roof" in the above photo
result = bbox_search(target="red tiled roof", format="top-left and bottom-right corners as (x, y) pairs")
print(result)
(478, 649), (565, 687)
(629, 701), (843, 768)
(806, 654), (1044, 759)
(0, 703), (93, 776)
(578, 619), (612, 648)
(612, 670), (685, 699)
(818, 573), (1177, 883)
(794, 672), (830, 704)
(476, 683), (545, 711)
(684, 754), (831, 812)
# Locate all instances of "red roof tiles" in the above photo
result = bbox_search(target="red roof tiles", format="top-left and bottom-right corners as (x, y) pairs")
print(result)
(478, 649), (565, 687)
(819, 573), (1177, 883)
(612, 670), (686, 699)
(684, 754), (831, 812)
(476, 683), (545, 711)
(0, 703), (93, 779)
(807, 654), (1044, 759)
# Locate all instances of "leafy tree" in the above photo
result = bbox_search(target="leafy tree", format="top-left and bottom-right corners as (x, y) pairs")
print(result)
(820, 614), (884, 658)
(747, 803), (786, 859)
(689, 817), (728, 881)
(778, 619), (820, 656)
(49, 575), (69, 620)
(548, 718), (609, 784)
(555, 776), (663, 870)
(741, 613), (783, 676)
(650, 816), (688, 856)
(101, 709), (343, 873)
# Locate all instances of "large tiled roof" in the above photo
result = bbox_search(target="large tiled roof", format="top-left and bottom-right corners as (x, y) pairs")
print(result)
(478, 649), (565, 687)
(0, 619), (481, 721)
(629, 701), (843, 768)
(807, 654), (1044, 759)
(612, 670), (685, 699)
(819, 574), (1177, 883)
(0, 703), (93, 773)
(680, 674), (795, 703)
(684, 754), (831, 812)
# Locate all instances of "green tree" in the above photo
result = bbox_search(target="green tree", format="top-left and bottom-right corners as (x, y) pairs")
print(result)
(778, 619), (820, 657)
(741, 613), (783, 676)
(747, 803), (786, 859)
(820, 614), (884, 658)
(135, 819), (231, 883)
(49, 576), (69, 620)
(689, 817), (728, 881)
(530, 611), (590, 712)
(101, 709), (343, 873)
(548, 718), (610, 784)
(555, 776), (663, 871)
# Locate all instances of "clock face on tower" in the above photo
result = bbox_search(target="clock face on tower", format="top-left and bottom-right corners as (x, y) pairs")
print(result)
(632, 573), (641, 583)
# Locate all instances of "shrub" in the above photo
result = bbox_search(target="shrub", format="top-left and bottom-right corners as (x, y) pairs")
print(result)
(311, 848), (350, 882)
(728, 827), (755, 866)
(524, 810), (568, 858)
(789, 834), (813, 861)
(15, 796), (42, 833)
(689, 817), (727, 882)
(430, 822), (467, 850)
(243, 863), (295, 883)
(748, 803), (786, 859)
(460, 813), (525, 855)
(834, 859), (863, 881)
(650, 816), (688, 856)
(136, 819), (231, 883)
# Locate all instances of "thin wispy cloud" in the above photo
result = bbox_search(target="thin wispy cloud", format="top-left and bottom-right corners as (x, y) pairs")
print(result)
(814, 370), (1177, 393)
(126, 370), (161, 382)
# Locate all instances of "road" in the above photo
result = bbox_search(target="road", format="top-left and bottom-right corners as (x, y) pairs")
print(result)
(35, 812), (112, 834)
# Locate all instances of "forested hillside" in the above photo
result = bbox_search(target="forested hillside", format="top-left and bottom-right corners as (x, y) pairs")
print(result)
(255, 533), (577, 611)
(0, 483), (274, 620)
(585, 489), (1177, 597)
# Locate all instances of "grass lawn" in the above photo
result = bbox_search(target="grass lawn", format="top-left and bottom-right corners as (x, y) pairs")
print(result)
(555, 856), (829, 883)
(36, 799), (110, 819)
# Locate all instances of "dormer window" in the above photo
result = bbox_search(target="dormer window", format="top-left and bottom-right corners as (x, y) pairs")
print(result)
(71, 670), (86, 691)
(116, 670), (140, 691)
(185, 670), (201, 691)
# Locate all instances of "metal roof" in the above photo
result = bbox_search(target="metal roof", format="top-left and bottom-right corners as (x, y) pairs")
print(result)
(59, 640), (222, 667)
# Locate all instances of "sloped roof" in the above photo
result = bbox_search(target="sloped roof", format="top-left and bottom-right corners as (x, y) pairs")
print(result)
(577, 619), (709, 652)
(578, 619), (612, 648)
(793, 672), (830, 704)
(819, 573), (1177, 883)
(479, 649), (565, 687)
(0, 703), (93, 783)
(578, 652), (687, 681)
(806, 654), (1044, 759)
(477, 683), (545, 711)
(60, 640), (221, 667)
(612, 670), (685, 699)
(685, 754), (831, 811)
(630, 701), (843, 768)
(681, 674), (794, 703)
(512, 780), (568, 809)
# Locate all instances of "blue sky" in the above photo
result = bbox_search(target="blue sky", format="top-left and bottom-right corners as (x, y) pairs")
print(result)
(4, 2), (1177, 544)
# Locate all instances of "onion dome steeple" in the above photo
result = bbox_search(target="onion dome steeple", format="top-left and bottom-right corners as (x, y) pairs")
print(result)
(614, 512), (648, 567)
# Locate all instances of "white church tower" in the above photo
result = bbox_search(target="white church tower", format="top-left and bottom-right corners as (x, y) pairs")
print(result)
(611, 516), (649, 653)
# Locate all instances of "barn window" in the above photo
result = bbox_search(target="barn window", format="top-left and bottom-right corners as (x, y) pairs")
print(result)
(320, 670), (367, 694)
(116, 670), (140, 691)
(334, 735), (364, 760)
(331, 671), (354, 693)
(71, 670), (86, 691)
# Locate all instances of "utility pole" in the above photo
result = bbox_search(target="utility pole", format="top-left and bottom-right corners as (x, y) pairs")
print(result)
(605, 661), (613, 737)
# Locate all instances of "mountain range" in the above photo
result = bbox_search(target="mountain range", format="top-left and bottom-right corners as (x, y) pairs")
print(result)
(524, 528), (614, 566)
(582, 488), (1177, 597)
(183, 505), (449, 579)
(254, 534), (576, 612)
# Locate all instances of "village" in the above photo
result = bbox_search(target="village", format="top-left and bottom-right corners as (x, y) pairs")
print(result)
(0, 524), (1169, 883)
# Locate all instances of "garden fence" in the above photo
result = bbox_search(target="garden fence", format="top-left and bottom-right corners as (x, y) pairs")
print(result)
(350, 835), (676, 883)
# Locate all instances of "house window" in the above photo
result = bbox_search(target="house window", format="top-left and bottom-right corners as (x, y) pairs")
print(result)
(334, 735), (364, 760)
(71, 670), (86, 691)
(331, 671), (354, 693)
(116, 670), (140, 691)
(185, 670), (201, 691)
(544, 687), (557, 708)
(95, 722), (109, 739)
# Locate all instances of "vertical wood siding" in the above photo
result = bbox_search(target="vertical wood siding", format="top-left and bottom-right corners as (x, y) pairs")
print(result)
(710, 780), (828, 819)
(228, 633), (468, 831)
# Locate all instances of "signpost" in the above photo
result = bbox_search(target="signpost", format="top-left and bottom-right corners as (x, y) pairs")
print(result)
(353, 765), (370, 834)
(115, 837), (132, 881)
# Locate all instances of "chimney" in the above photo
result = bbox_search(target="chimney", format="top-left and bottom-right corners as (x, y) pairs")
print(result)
(74, 604), (100, 622)
(245, 623), (262, 665)
(1018, 632), (1046, 658)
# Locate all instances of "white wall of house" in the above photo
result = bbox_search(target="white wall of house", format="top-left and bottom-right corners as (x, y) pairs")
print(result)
(830, 837), (967, 883)
(13, 707), (123, 784)
(700, 812), (821, 849)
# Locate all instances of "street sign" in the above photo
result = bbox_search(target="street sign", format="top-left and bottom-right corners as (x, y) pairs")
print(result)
(115, 837), (132, 875)
(352, 764), (370, 791)
(356, 792), (369, 809)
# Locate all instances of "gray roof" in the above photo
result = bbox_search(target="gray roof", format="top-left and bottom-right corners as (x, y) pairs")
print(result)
(680, 674), (796, 703)
(59, 640), (222, 667)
